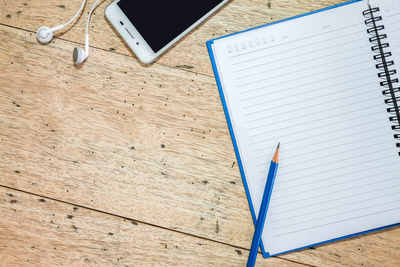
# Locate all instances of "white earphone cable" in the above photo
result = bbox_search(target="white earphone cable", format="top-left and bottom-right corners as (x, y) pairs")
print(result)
(86, 0), (101, 33)
(50, 0), (87, 32)
(84, 0), (101, 55)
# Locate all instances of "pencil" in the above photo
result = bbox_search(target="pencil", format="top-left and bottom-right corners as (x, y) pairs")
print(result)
(247, 143), (280, 267)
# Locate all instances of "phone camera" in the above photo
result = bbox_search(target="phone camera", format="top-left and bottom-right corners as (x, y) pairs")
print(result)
(136, 42), (139, 45)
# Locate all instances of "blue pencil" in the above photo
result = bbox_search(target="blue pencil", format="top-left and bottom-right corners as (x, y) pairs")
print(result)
(247, 143), (280, 267)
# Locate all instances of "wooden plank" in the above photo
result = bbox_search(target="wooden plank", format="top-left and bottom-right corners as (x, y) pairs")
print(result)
(1, 11), (400, 267)
(0, 186), (304, 266)
(0, 0), (344, 77)
(0, 24), (253, 249)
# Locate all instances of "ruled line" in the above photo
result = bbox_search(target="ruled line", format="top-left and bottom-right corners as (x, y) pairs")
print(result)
(273, 203), (400, 235)
(272, 162), (394, 194)
(273, 169), (399, 201)
(277, 147), (390, 177)
(238, 66), (371, 95)
(237, 58), (371, 89)
(233, 39), (366, 76)
(250, 99), (381, 140)
(271, 191), (400, 224)
(274, 207), (400, 237)
(243, 84), (377, 117)
(273, 198), (400, 230)
(235, 54), (368, 91)
(274, 155), (393, 185)
(255, 132), (387, 167)
(249, 100), (380, 135)
(252, 124), (385, 156)
(251, 108), (382, 155)
(246, 90), (376, 120)
(280, 136), (386, 162)
(240, 59), (376, 109)
(269, 165), (397, 215)
(271, 175), (400, 209)
(252, 116), (383, 147)
(242, 75), (373, 107)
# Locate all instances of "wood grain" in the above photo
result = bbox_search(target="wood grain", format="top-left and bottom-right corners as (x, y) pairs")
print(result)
(0, 24), (253, 249)
(1, 0), (400, 266)
(0, 186), (304, 266)
(0, 0), (344, 77)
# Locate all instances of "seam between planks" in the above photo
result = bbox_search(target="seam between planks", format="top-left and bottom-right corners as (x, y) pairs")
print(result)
(0, 184), (313, 267)
(1, 22), (313, 267)
(0, 22), (214, 79)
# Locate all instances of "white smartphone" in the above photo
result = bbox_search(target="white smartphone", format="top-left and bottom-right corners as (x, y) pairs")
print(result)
(105, 0), (229, 64)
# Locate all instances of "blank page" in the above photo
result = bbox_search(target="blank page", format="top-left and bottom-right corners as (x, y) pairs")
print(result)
(210, 0), (400, 255)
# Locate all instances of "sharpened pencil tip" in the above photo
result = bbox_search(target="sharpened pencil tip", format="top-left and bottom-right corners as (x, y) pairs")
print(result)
(272, 143), (280, 163)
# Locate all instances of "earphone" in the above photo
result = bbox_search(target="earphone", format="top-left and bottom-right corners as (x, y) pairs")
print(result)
(36, 0), (100, 64)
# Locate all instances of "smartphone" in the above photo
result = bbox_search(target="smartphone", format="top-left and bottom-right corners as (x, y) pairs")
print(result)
(105, 0), (229, 64)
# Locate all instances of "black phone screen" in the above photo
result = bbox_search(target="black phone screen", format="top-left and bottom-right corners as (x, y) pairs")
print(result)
(117, 0), (225, 53)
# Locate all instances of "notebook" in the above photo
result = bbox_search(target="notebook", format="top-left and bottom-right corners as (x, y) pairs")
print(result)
(207, 0), (400, 257)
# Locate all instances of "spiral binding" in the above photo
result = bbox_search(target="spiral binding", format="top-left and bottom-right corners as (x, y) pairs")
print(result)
(363, 5), (400, 155)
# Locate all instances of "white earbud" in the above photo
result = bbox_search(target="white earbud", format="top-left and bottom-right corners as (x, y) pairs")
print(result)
(73, 47), (86, 64)
(36, 0), (87, 44)
(72, 0), (100, 64)
(36, 26), (54, 43)
(36, 0), (101, 65)
(73, 35), (89, 64)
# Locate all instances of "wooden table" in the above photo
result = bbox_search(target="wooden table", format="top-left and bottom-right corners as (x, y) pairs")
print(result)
(1, 0), (399, 266)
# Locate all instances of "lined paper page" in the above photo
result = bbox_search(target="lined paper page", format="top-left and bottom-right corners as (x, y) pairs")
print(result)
(211, 0), (400, 255)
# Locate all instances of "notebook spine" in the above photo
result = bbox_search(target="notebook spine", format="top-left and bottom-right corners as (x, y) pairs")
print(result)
(363, 6), (400, 155)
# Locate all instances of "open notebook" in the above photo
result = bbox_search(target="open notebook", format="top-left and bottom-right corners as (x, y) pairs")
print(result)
(207, 0), (400, 257)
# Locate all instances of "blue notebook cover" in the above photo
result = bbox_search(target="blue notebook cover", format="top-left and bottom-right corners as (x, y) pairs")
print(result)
(206, 0), (400, 258)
